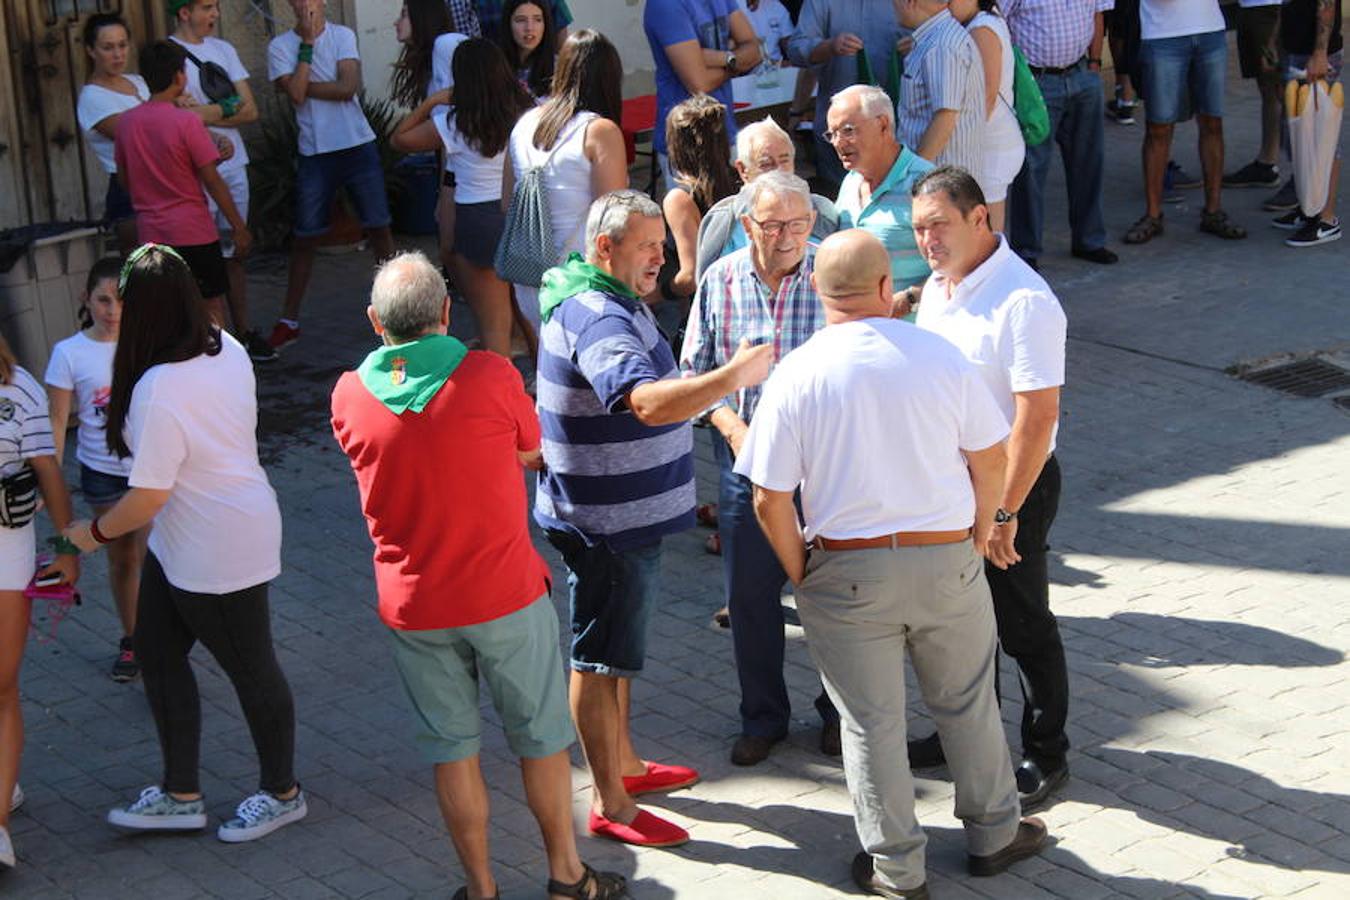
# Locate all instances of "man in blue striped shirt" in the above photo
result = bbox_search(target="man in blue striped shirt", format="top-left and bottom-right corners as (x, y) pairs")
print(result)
(681, 170), (840, 767)
(535, 190), (773, 848)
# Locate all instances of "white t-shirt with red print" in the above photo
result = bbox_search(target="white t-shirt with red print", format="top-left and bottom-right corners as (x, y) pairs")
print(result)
(44, 330), (131, 478)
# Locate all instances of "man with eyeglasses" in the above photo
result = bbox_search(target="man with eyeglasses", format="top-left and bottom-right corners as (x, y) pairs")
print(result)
(680, 170), (839, 767)
(828, 84), (935, 320)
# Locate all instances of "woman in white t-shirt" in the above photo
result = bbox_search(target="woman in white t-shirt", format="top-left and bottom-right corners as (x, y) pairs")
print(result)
(66, 246), (304, 845)
(393, 38), (537, 357)
(76, 14), (149, 254)
(44, 257), (149, 684)
(951, 0), (1025, 233)
(0, 336), (79, 870)
(505, 30), (630, 338)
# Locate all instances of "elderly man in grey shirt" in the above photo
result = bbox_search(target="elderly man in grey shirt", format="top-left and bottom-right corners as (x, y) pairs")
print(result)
(787, 0), (903, 194)
(894, 0), (985, 174)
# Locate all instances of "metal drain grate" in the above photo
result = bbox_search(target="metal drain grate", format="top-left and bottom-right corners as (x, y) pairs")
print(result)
(1238, 359), (1350, 397)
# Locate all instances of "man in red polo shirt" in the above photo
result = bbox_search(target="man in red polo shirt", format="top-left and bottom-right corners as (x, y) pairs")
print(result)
(330, 251), (623, 900)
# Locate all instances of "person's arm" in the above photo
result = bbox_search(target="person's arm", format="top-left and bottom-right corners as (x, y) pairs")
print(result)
(970, 26), (1003, 118)
(91, 114), (126, 141)
(66, 487), (171, 553)
(916, 108), (959, 162)
(200, 163), (252, 257)
(391, 90), (451, 154)
(662, 8), (762, 95)
(1001, 387), (1057, 515)
(30, 455), (79, 584)
(306, 57), (363, 101)
(585, 117), (630, 195)
(1088, 11), (1106, 69)
(663, 188), (700, 298)
(710, 405), (749, 456)
(217, 77), (259, 128)
(46, 387), (73, 465)
(1307, 0), (1335, 81)
(501, 155), (515, 214)
(963, 440), (1016, 568)
(752, 484), (806, 583)
(626, 338), (772, 426)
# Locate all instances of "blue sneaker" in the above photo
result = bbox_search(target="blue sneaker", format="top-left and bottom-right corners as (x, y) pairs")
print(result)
(217, 788), (307, 843)
(107, 785), (207, 831)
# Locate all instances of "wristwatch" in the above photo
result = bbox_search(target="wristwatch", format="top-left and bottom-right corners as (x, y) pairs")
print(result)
(725, 51), (739, 74)
(994, 507), (1018, 525)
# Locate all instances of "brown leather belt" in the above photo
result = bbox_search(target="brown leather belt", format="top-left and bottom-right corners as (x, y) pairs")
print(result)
(810, 529), (971, 551)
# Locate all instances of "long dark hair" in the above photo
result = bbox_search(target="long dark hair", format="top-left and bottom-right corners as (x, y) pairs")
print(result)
(390, 0), (452, 108)
(80, 256), (124, 329)
(666, 95), (737, 213)
(105, 246), (221, 458)
(533, 29), (622, 151)
(451, 38), (535, 158)
(498, 0), (557, 98)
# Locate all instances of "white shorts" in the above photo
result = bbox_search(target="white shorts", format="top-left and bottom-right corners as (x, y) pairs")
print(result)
(977, 113), (1026, 203)
(205, 165), (250, 259)
(0, 522), (36, 592)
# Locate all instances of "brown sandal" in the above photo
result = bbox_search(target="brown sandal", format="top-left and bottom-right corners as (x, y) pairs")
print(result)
(1124, 213), (1164, 244)
(1199, 208), (1248, 240)
(548, 863), (627, 899)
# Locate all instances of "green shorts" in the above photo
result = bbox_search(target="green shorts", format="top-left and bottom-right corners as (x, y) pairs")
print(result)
(388, 594), (574, 763)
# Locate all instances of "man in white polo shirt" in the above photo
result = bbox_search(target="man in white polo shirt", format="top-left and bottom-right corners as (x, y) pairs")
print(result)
(909, 166), (1070, 814)
(169, 0), (275, 363)
(736, 228), (1046, 897)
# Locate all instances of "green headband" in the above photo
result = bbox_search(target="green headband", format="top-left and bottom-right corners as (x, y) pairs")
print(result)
(119, 243), (186, 294)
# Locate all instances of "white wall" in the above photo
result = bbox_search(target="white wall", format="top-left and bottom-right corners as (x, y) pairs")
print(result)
(352, 0), (655, 104)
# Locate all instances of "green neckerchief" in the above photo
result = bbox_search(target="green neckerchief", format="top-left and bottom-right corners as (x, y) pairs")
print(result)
(538, 253), (638, 324)
(356, 333), (468, 414)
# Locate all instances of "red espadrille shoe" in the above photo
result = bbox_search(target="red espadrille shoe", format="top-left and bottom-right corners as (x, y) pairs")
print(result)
(622, 761), (700, 796)
(587, 808), (689, 847)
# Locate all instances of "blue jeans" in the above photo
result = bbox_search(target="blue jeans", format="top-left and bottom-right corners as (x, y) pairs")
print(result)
(1008, 63), (1108, 259)
(1140, 31), (1227, 124)
(294, 141), (392, 238)
(716, 439), (836, 738)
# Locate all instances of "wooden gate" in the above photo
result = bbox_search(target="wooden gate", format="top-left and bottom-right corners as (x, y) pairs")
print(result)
(0, 0), (167, 230)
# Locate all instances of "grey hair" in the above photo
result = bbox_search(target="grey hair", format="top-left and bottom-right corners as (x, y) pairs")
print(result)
(739, 169), (812, 215)
(830, 83), (894, 130)
(735, 116), (792, 167)
(369, 250), (447, 342)
(584, 189), (664, 259)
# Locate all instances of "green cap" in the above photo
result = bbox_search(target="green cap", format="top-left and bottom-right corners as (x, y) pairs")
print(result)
(168, 0), (193, 13)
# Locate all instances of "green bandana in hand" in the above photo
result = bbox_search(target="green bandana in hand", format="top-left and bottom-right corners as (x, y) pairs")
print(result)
(538, 253), (638, 324)
(357, 333), (468, 414)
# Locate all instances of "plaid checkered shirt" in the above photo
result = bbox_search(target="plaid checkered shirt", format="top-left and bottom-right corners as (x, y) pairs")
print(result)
(445, 0), (482, 37)
(1002, 0), (1115, 69)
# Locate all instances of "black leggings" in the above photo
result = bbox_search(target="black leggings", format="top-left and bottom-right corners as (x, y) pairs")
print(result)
(135, 553), (296, 795)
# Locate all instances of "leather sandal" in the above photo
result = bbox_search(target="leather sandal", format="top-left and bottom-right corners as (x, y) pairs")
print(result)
(1124, 213), (1164, 244)
(1199, 208), (1247, 239)
(547, 862), (627, 899)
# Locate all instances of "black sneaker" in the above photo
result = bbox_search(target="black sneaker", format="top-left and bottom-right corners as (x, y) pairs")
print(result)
(1271, 210), (1310, 230)
(1167, 161), (1201, 189)
(1285, 217), (1342, 248)
(1263, 178), (1299, 211)
(1106, 99), (1136, 125)
(111, 637), (138, 682)
(1224, 160), (1280, 188)
(244, 329), (279, 363)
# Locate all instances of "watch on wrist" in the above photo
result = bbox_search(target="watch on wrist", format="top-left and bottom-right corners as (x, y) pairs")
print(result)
(725, 51), (739, 74)
(994, 507), (1018, 525)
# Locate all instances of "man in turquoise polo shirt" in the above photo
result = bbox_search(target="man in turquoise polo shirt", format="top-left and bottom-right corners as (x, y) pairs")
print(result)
(828, 84), (934, 319)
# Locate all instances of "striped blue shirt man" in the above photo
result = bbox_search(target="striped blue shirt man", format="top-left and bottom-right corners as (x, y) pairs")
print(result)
(898, 7), (986, 175)
(535, 289), (696, 550)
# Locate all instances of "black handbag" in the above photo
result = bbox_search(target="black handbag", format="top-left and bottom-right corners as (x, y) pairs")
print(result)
(181, 46), (237, 103)
(0, 466), (38, 530)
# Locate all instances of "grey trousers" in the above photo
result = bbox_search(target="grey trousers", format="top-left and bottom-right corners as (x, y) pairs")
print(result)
(796, 539), (1021, 890)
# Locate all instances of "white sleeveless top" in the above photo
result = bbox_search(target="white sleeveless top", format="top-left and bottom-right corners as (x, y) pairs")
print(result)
(968, 12), (1020, 144)
(508, 108), (598, 261)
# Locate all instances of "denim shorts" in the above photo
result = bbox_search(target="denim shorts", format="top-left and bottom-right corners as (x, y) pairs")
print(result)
(80, 463), (129, 507)
(546, 529), (662, 677)
(387, 594), (574, 763)
(294, 141), (392, 238)
(1141, 29), (1227, 123)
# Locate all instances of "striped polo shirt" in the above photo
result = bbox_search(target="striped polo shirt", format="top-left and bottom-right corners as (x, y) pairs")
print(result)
(836, 146), (935, 291)
(898, 8), (986, 176)
(535, 289), (696, 551)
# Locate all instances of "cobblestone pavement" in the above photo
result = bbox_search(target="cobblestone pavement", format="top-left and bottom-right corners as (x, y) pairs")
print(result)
(6, 46), (1349, 899)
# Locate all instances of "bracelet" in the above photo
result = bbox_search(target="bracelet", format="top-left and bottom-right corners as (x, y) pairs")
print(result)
(1087, 57), (1102, 67)
(90, 517), (113, 545)
(48, 535), (81, 556)
(218, 94), (242, 118)
(297, 43), (314, 65)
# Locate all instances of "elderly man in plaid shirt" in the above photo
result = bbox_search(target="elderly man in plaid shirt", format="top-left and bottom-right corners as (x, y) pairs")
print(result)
(1003, 0), (1119, 270)
(680, 170), (839, 768)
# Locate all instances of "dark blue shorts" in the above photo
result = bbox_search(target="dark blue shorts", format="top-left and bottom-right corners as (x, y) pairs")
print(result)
(104, 176), (134, 224)
(545, 529), (662, 677)
(80, 463), (129, 507)
(295, 141), (392, 238)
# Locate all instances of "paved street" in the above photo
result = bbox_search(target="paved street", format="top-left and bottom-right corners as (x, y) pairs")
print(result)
(5, 46), (1349, 899)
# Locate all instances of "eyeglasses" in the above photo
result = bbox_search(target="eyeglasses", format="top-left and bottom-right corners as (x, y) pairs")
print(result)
(748, 216), (813, 237)
(822, 123), (861, 144)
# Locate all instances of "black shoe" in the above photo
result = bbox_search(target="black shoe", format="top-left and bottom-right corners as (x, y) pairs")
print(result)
(906, 732), (945, 769)
(244, 329), (279, 363)
(820, 720), (841, 758)
(730, 733), (782, 766)
(1015, 759), (1069, 812)
(1271, 210), (1310, 231)
(1071, 245), (1118, 264)
(1167, 161), (1201, 189)
(852, 851), (930, 899)
(1224, 160), (1281, 188)
(967, 817), (1049, 876)
(1263, 177), (1299, 211)
(111, 636), (138, 683)
(1285, 217), (1342, 248)
(1105, 98), (1136, 125)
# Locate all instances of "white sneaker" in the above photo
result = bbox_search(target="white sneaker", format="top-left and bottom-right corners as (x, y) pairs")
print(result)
(9, 783), (22, 813)
(0, 824), (14, 868)
(217, 789), (307, 843)
(107, 785), (207, 831)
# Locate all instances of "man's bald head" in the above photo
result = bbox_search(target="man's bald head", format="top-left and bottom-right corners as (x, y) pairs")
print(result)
(812, 230), (893, 323)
